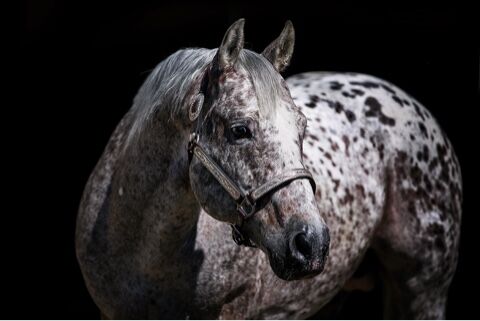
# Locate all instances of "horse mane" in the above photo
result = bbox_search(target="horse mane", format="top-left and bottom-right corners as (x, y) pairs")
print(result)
(125, 48), (284, 145)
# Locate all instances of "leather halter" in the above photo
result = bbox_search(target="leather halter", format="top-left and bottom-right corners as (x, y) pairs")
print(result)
(187, 93), (316, 247)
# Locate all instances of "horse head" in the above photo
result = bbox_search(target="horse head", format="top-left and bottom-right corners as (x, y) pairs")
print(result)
(188, 19), (329, 280)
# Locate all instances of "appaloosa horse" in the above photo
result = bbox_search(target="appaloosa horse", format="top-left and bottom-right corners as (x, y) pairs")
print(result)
(76, 19), (462, 319)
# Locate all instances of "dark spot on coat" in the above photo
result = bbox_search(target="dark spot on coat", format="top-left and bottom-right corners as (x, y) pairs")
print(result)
(345, 110), (356, 123)
(342, 135), (350, 157)
(418, 122), (428, 138)
(392, 95), (404, 107)
(351, 88), (365, 96)
(364, 97), (396, 126)
(367, 192), (376, 204)
(369, 136), (377, 148)
(330, 140), (339, 151)
(423, 145), (430, 162)
(349, 81), (380, 89)
(355, 184), (366, 198)
(428, 157), (439, 172)
(329, 81), (344, 90)
(320, 98), (356, 122)
(378, 143), (385, 160)
(332, 179), (340, 192)
(417, 151), (423, 162)
(360, 128), (366, 138)
(436, 143), (447, 160)
(361, 147), (369, 158)
(413, 102), (426, 122)
(340, 187), (355, 205)
(380, 84), (396, 94)
(334, 102), (343, 113)
(324, 99), (356, 123)
(342, 91), (356, 98)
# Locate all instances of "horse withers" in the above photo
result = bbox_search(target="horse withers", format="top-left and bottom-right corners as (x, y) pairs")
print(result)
(76, 19), (462, 319)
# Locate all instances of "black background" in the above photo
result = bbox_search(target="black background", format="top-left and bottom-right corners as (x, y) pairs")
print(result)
(14, 0), (478, 319)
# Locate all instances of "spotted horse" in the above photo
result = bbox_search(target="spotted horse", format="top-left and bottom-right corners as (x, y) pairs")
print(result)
(76, 19), (462, 319)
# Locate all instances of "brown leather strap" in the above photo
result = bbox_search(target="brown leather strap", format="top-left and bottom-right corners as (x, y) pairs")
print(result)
(250, 168), (316, 202)
(189, 141), (316, 218)
(191, 144), (243, 201)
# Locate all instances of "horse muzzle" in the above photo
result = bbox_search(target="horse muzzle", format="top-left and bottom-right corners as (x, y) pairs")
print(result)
(268, 223), (330, 281)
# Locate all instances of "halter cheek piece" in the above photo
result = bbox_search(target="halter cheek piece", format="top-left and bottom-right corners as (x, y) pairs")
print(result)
(188, 92), (316, 247)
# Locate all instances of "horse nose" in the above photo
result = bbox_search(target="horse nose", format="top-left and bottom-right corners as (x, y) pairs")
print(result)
(290, 230), (313, 261)
(288, 224), (330, 267)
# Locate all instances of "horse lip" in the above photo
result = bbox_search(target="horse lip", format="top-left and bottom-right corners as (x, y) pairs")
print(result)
(266, 247), (327, 281)
(275, 264), (326, 281)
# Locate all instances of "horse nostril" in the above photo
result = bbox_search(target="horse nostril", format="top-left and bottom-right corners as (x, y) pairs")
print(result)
(293, 232), (312, 259)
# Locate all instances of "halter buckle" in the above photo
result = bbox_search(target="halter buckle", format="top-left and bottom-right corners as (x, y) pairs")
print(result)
(237, 196), (255, 219)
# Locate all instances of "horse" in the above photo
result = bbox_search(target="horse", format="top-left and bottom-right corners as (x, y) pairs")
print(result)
(76, 19), (462, 319)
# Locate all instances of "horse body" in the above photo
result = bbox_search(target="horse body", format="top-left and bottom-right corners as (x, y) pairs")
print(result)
(76, 20), (461, 319)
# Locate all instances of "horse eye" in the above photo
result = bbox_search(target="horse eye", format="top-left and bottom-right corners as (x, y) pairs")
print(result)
(230, 125), (252, 140)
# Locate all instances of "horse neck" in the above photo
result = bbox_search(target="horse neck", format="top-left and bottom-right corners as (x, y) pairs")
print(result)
(109, 107), (201, 262)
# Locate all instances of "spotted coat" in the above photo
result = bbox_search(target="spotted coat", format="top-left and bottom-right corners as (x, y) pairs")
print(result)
(76, 22), (462, 320)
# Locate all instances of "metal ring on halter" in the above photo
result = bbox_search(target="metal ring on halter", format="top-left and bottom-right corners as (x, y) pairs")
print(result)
(189, 93), (204, 122)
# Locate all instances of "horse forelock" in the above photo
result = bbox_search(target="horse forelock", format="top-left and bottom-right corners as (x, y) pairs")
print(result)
(237, 50), (284, 116)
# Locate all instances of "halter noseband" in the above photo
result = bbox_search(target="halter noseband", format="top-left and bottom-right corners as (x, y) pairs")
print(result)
(188, 92), (316, 247)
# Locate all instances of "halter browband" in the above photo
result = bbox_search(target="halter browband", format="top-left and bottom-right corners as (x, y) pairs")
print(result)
(187, 91), (316, 247)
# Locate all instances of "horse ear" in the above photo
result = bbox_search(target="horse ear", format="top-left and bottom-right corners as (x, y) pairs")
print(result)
(214, 18), (245, 71)
(262, 20), (295, 72)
